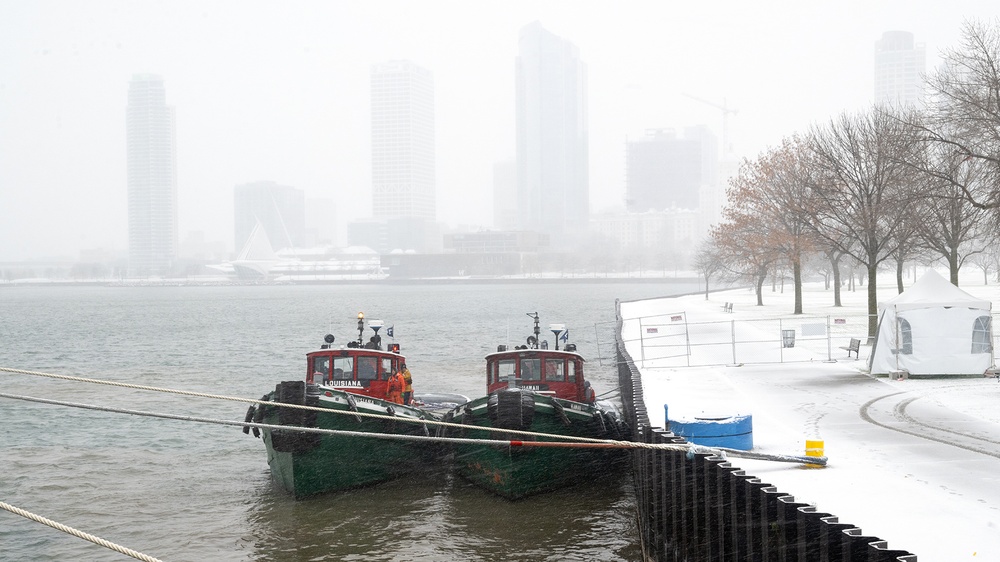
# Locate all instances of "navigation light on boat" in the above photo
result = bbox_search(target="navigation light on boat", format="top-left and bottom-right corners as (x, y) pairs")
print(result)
(540, 340), (548, 350)
(497, 345), (507, 352)
(565, 343), (577, 352)
(389, 343), (401, 353)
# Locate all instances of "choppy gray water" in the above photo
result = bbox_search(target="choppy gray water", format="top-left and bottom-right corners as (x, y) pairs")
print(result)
(0, 281), (697, 561)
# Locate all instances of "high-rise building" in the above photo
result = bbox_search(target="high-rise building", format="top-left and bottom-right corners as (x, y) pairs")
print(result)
(516, 22), (589, 243)
(126, 74), (177, 277)
(625, 127), (718, 213)
(370, 60), (436, 221)
(492, 158), (517, 229)
(233, 181), (305, 253)
(875, 31), (926, 107)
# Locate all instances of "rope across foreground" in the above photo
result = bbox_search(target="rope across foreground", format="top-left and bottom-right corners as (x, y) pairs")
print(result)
(0, 388), (826, 464)
(0, 501), (163, 562)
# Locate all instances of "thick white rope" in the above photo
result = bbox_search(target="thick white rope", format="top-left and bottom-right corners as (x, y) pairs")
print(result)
(0, 501), (163, 562)
(0, 366), (614, 443)
(0, 391), (827, 464)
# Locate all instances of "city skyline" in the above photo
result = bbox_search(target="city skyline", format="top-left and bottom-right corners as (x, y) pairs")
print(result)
(1, 2), (995, 262)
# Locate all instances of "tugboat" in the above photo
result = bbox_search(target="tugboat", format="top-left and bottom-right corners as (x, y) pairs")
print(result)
(244, 313), (442, 498)
(439, 312), (628, 499)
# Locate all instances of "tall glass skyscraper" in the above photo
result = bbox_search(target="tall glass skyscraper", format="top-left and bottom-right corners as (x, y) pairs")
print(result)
(370, 60), (436, 220)
(515, 21), (589, 243)
(126, 74), (177, 277)
(874, 31), (926, 107)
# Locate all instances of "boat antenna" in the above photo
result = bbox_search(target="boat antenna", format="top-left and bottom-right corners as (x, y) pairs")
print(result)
(526, 312), (540, 349)
(356, 312), (365, 346)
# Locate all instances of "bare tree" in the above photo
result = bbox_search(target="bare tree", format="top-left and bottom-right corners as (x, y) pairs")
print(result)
(909, 141), (993, 285)
(724, 136), (817, 313)
(917, 19), (1000, 210)
(805, 109), (921, 340)
(692, 239), (725, 300)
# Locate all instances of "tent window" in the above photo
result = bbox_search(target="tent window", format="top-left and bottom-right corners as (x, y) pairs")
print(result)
(972, 316), (992, 353)
(897, 318), (912, 355)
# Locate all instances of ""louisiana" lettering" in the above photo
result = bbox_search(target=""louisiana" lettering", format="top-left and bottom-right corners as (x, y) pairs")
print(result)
(332, 380), (364, 388)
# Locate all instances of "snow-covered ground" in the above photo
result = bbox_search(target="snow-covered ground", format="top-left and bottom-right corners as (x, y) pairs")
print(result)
(619, 269), (1000, 562)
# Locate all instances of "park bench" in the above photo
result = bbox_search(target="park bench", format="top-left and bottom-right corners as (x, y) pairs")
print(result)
(840, 338), (861, 359)
(721, 302), (733, 313)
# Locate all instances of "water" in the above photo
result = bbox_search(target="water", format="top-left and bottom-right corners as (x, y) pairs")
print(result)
(0, 280), (698, 561)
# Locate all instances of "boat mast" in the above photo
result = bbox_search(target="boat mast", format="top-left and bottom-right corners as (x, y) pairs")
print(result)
(526, 312), (540, 349)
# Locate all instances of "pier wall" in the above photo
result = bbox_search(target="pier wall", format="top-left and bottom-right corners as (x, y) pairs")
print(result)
(615, 301), (917, 562)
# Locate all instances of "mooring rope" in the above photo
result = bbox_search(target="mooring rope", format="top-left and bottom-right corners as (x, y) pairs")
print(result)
(0, 366), (614, 443)
(0, 501), (163, 562)
(0, 391), (827, 464)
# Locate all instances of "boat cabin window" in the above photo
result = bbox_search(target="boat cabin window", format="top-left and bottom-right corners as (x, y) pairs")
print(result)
(569, 361), (579, 383)
(332, 357), (353, 381)
(357, 356), (378, 381)
(521, 358), (541, 381)
(544, 358), (565, 382)
(381, 357), (395, 378)
(312, 356), (331, 383)
(496, 359), (516, 384)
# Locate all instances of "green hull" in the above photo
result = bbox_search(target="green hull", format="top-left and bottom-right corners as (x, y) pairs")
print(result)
(444, 392), (627, 499)
(261, 386), (441, 498)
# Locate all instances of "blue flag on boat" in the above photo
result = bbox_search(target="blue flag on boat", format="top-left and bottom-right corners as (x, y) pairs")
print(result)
(560, 329), (569, 342)
(387, 325), (394, 338)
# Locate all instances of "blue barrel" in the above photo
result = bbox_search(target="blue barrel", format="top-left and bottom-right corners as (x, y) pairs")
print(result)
(665, 404), (753, 450)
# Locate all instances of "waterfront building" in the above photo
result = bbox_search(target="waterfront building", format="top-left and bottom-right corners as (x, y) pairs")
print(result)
(370, 60), (436, 223)
(126, 74), (177, 277)
(515, 22), (589, 245)
(874, 30), (926, 107)
(625, 127), (718, 213)
(233, 181), (305, 253)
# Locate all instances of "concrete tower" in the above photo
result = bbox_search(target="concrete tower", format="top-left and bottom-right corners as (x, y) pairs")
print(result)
(516, 22), (589, 244)
(370, 60), (436, 220)
(875, 31), (926, 107)
(126, 74), (177, 277)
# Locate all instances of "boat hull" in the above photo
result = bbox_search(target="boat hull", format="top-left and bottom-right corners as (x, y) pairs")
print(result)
(259, 381), (441, 498)
(442, 390), (628, 499)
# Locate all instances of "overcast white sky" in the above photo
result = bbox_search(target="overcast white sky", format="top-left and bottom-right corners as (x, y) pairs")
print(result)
(0, 1), (996, 261)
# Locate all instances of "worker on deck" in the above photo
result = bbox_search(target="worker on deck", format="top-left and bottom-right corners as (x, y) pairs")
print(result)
(386, 368), (405, 404)
(401, 363), (413, 405)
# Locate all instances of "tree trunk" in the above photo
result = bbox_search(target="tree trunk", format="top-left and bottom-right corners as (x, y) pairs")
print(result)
(831, 256), (843, 307)
(949, 249), (960, 286)
(756, 270), (766, 306)
(867, 263), (879, 343)
(896, 259), (904, 294)
(703, 273), (710, 300)
(793, 258), (803, 314)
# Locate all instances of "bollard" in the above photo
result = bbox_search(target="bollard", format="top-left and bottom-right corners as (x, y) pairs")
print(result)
(804, 439), (825, 468)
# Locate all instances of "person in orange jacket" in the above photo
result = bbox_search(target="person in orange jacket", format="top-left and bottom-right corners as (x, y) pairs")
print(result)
(386, 368), (405, 404)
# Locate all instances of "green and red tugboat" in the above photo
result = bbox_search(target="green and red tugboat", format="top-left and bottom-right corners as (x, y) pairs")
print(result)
(244, 313), (443, 498)
(440, 313), (628, 499)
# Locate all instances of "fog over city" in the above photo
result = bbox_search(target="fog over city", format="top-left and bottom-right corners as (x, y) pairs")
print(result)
(0, 0), (995, 262)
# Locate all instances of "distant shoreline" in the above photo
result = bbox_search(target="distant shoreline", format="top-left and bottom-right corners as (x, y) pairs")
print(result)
(1, 276), (704, 287)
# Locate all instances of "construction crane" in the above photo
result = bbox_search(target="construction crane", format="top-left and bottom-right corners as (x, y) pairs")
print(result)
(682, 92), (738, 158)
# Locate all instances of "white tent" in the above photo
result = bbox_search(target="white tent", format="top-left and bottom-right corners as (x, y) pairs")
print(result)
(868, 269), (994, 376)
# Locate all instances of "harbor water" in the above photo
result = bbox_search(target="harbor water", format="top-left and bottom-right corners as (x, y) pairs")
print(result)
(0, 280), (697, 561)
